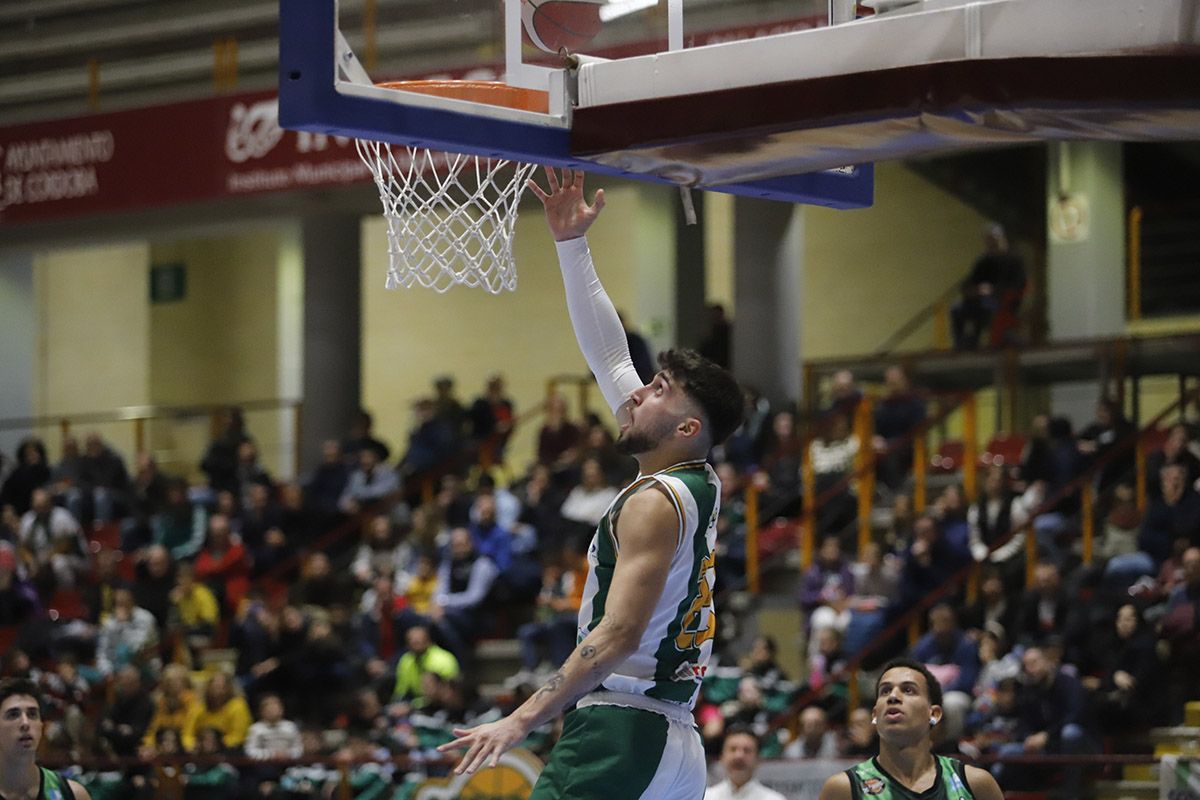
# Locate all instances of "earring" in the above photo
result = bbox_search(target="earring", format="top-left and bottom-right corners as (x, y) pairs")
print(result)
(871, 717), (877, 725)
(930, 717), (937, 725)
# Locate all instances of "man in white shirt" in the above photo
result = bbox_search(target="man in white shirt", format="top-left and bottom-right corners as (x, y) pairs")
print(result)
(706, 726), (786, 800)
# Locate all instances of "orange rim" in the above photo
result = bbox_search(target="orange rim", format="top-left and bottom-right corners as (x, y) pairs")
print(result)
(378, 80), (549, 114)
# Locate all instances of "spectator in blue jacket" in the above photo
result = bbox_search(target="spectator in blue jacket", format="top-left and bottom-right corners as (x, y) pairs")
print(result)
(910, 603), (979, 742)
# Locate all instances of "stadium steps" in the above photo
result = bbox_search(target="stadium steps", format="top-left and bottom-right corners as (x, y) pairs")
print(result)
(475, 637), (523, 688)
(1120, 724), (1200, 782)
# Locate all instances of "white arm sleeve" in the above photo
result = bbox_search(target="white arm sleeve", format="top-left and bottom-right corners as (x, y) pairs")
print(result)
(555, 237), (646, 417)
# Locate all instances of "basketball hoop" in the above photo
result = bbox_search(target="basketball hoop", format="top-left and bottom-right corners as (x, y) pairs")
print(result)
(356, 81), (547, 294)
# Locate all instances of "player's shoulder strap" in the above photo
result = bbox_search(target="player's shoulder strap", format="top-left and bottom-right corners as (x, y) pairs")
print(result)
(935, 755), (975, 800)
(38, 767), (78, 800)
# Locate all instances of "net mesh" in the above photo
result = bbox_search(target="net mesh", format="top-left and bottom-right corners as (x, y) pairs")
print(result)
(356, 140), (538, 294)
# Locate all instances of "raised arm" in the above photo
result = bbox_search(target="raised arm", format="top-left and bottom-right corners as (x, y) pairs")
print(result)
(528, 168), (644, 418)
(437, 486), (679, 774)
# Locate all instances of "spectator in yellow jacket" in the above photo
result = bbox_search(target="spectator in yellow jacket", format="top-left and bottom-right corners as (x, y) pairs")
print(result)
(143, 664), (203, 753)
(192, 670), (253, 750)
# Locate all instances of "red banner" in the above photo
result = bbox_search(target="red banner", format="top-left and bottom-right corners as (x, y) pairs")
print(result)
(0, 90), (373, 226)
(0, 15), (825, 227)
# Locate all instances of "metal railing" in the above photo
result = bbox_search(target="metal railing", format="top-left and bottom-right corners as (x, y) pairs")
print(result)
(744, 390), (972, 591)
(768, 383), (1199, 732)
(0, 398), (303, 480)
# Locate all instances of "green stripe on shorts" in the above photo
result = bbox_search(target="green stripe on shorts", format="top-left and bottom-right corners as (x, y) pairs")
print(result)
(530, 704), (669, 800)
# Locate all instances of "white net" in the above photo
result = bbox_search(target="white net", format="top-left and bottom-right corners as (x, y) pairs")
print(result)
(356, 140), (538, 294)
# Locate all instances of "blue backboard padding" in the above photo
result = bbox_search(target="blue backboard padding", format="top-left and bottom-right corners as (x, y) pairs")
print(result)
(278, 0), (873, 207)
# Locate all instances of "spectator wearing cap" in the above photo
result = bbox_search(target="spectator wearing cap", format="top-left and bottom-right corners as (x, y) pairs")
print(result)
(342, 409), (391, 465)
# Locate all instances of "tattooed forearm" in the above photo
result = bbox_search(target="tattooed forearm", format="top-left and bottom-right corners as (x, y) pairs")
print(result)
(580, 645), (597, 660)
(535, 671), (565, 698)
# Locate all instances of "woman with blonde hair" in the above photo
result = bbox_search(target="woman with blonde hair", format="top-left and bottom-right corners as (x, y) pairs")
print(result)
(142, 663), (202, 754)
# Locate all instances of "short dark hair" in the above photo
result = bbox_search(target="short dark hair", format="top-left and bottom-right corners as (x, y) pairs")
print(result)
(721, 723), (761, 753)
(875, 658), (944, 708)
(657, 348), (743, 447)
(0, 678), (41, 713)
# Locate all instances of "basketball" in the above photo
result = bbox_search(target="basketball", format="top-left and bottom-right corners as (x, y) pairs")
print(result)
(521, 0), (605, 55)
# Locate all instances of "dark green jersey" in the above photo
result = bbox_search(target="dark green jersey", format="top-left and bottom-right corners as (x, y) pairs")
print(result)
(845, 755), (975, 800)
(0, 768), (77, 800)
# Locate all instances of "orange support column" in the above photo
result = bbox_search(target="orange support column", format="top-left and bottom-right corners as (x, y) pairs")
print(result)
(801, 448), (816, 570)
(1024, 522), (1039, 588)
(963, 394), (979, 502)
(745, 484), (760, 594)
(966, 563), (981, 603)
(855, 399), (875, 558)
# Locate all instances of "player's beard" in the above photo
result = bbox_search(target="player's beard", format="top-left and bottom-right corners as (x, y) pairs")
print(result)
(615, 419), (672, 456)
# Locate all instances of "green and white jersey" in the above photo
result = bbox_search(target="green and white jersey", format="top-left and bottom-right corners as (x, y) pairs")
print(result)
(577, 459), (719, 710)
(845, 755), (976, 800)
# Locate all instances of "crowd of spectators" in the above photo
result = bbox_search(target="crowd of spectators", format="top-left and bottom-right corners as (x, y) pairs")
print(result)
(700, 374), (1200, 793)
(1, 364), (1198, 798)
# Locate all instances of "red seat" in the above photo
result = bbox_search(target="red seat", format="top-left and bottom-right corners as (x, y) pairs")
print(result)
(89, 523), (121, 551)
(1140, 425), (1170, 454)
(47, 589), (89, 621)
(931, 440), (964, 473)
(981, 433), (1026, 467)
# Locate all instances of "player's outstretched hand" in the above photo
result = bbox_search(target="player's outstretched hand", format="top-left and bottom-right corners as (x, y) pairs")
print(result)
(527, 167), (605, 242)
(436, 715), (530, 775)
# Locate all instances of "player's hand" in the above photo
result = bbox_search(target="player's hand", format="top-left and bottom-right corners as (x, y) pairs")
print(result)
(436, 715), (530, 775)
(527, 167), (605, 242)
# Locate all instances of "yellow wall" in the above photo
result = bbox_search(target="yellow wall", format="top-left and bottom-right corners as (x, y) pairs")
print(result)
(801, 162), (990, 360)
(704, 192), (736, 313)
(33, 241), (151, 459)
(361, 182), (672, 478)
(148, 229), (284, 405)
(147, 227), (291, 478)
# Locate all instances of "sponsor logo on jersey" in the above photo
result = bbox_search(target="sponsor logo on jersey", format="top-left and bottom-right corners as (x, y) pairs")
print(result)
(863, 777), (887, 795)
(671, 661), (708, 682)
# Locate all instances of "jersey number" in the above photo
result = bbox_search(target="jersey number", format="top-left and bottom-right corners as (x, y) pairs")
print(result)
(675, 551), (716, 650)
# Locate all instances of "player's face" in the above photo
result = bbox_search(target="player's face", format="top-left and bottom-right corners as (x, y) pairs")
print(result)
(0, 694), (42, 756)
(617, 371), (696, 456)
(873, 668), (939, 743)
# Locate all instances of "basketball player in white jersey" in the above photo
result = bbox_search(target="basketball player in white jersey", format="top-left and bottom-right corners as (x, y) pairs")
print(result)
(438, 168), (743, 799)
